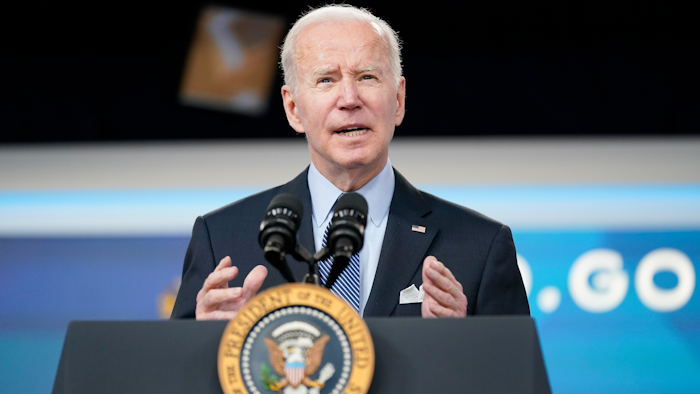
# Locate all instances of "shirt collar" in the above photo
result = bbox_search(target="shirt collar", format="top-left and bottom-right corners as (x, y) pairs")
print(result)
(308, 159), (395, 228)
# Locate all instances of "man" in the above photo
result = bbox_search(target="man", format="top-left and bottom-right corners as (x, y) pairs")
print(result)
(171, 4), (529, 320)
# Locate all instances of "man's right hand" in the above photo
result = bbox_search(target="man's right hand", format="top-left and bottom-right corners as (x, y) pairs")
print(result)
(195, 256), (268, 320)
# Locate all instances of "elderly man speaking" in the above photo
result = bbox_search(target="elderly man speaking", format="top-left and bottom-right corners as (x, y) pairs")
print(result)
(171, 4), (529, 320)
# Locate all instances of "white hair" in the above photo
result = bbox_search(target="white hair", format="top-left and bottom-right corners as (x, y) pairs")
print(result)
(280, 4), (403, 93)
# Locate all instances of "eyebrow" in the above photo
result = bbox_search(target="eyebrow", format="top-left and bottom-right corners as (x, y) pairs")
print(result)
(313, 68), (335, 77)
(312, 65), (380, 77)
(358, 66), (378, 73)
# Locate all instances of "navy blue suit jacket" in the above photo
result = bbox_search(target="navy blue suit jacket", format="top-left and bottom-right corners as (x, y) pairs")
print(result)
(171, 168), (529, 319)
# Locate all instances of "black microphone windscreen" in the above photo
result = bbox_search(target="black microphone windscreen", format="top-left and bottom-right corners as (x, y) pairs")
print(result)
(266, 193), (304, 225)
(335, 193), (368, 220)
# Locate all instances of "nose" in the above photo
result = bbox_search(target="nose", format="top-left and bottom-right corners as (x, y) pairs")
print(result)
(337, 79), (361, 110)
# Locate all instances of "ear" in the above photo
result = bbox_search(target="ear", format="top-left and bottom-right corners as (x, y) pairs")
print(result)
(395, 77), (406, 126)
(281, 85), (306, 134)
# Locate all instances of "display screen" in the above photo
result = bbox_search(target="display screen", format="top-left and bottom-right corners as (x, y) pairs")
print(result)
(179, 6), (284, 116)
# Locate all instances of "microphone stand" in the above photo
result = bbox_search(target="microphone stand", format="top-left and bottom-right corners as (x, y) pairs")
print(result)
(290, 244), (334, 286)
(288, 244), (317, 286)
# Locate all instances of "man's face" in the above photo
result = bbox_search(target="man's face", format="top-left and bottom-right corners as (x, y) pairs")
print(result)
(282, 22), (406, 178)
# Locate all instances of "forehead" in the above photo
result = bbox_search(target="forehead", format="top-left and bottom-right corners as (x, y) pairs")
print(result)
(294, 22), (389, 70)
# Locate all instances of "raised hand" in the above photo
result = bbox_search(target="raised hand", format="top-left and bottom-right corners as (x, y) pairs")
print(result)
(421, 256), (468, 318)
(195, 256), (268, 320)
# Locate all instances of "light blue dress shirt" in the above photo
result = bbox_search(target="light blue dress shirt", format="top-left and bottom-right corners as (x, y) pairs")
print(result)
(307, 159), (395, 316)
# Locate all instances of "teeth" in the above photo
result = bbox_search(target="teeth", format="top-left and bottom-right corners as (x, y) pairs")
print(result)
(338, 127), (367, 136)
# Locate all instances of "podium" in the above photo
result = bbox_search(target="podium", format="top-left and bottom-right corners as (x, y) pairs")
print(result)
(52, 316), (550, 394)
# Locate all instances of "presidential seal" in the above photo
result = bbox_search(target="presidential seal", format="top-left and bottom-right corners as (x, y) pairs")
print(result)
(218, 283), (374, 394)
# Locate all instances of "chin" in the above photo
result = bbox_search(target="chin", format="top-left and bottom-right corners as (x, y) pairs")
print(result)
(337, 155), (383, 170)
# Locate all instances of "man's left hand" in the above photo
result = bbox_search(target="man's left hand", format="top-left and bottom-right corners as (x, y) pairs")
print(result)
(421, 256), (468, 318)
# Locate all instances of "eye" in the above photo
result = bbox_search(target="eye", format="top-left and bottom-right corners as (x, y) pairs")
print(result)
(319, 77), (332, 83)
(361, 75), (375, 80)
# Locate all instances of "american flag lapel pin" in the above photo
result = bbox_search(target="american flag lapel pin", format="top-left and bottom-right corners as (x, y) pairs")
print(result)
(411, 224), (426, 233)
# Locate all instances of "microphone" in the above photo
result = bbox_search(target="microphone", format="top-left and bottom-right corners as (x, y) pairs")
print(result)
(259, 193), (303, 283)
(325, 192), (368, 289)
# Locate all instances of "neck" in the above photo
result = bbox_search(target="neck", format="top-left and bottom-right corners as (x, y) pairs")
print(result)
(313, 158), (387, 192)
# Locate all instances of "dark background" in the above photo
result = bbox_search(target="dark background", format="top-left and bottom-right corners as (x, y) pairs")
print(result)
(4, 1), (698, 143)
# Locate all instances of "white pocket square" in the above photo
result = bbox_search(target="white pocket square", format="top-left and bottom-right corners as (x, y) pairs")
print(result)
(399, 284), (424, 304)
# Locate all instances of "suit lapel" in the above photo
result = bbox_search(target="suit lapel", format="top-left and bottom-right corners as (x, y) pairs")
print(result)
(364, 169), (436, 317)
(278, 167), (316, 281)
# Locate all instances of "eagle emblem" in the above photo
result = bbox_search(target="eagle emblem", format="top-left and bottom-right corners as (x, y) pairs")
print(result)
(262, 321), (336, 393)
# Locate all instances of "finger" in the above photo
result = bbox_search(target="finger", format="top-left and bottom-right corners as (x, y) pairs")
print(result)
(242, 265), (268, 299)
(426, 261), (463, 296)
(429, 259), (458, 283)
(196, 287), (247, 320)
(200, 287), (244, 308)
(203, 265), (239, 292)
(421, 293), (438, 318)
(422, 256), (439, 285)
(201, 257), (234, 299)
(423, 288), (460, 318)
(214, 256), (232, 272)
(425, 281), (468, 317)
(423, 282), (460, 311)
(427, 297), (461, 317)
(198, 265), (239, 303)
(423, 256), (439, 269)
(426, 265), (459, 295)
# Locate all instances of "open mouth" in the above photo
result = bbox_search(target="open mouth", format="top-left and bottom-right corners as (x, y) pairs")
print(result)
(335, 127), (369, 137)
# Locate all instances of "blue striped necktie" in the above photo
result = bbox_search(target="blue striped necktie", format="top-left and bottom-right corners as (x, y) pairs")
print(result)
(318, 218), (361, 312)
